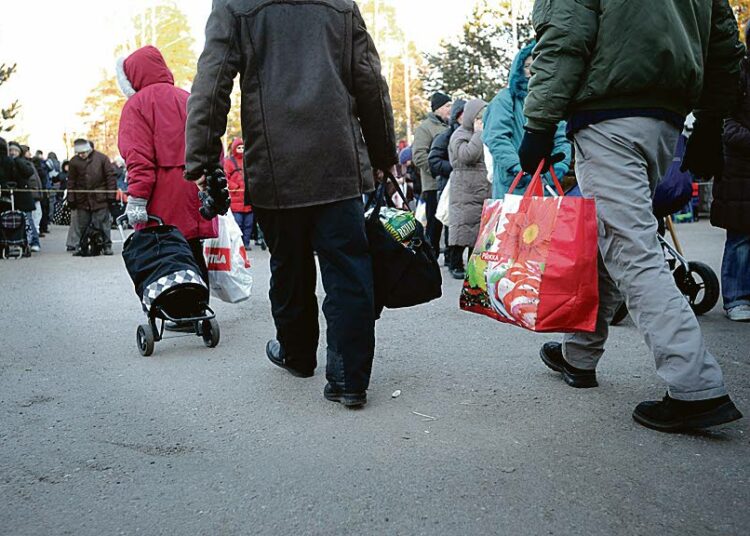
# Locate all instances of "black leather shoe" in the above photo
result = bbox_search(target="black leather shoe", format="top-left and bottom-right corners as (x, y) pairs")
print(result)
(266, 340), (314, 378)
(450, 268), (466, 280)
(324, 383), (367, 408)
(540, 342), (598, 388)
(633, 394), (743, 433)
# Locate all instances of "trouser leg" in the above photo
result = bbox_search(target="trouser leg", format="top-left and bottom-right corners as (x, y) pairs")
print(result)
(721, 232), (750, 310)
(565, 118), (726, 401)
(310, 197), (375, 393)
(188, 238), (209, 293)
(25, 210), (40, 247)
(255, 206), (319, 371)
(67, 209), (80, 249)
(91, 208), (112, 247)
(423, 189), (441, 255)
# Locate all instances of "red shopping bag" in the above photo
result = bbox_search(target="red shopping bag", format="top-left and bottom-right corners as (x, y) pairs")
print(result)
(460, 163), (599, 333)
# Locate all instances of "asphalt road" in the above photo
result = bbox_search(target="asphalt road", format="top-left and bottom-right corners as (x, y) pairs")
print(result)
(1, 221), (749, 536)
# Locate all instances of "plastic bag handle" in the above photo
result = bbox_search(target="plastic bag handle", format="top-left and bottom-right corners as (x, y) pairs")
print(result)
(508, 161), (564, 198)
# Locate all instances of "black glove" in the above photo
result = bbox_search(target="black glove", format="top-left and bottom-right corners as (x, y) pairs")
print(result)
(681, 115), (723, 179)
(518, 128), (565, 174)
(199, 168), (231, 220)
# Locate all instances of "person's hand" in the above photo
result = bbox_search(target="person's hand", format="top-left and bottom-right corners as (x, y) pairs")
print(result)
(375, 166), (397, 184)
(125, 197), (149, 226)
(518, 129), (564, 174)
(195, 176), (207, 192)
(681, 115), (724, 179)
(474, 116), (484, 133)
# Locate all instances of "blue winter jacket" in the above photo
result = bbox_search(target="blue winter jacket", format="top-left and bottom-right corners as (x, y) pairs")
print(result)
(483, 42), (571, 198)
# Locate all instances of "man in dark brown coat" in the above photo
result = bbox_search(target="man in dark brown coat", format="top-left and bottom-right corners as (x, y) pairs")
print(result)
(185, 0), (398, 408)
(68, 139), (117, 255)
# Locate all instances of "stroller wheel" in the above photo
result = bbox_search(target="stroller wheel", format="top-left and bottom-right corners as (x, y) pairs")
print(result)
(611, 302), (629, 326)
(201, 318), (220, 349)
(674, 261), (720, 316)
(137, 324), (156, 357)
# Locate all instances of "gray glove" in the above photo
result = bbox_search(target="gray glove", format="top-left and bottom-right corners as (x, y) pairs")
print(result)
(125, 197), (149, 226)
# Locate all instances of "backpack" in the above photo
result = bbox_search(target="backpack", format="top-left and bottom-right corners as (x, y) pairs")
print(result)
(78, 224), (105, 257)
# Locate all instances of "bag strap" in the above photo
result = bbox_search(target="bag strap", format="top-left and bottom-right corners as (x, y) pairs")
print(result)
(508, 161), (565, 198)
(366, 172), (412, 222)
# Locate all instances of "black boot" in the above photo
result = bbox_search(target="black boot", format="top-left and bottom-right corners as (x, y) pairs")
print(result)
(633, 394), (743, 432)
(265, 340), (314, 378)
(324, 383), (367, 408)
(449, 246), (465, 280)
(539, 342), (598, 388)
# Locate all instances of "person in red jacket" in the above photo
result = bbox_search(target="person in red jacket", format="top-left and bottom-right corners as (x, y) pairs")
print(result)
(117, 46), (218, 331)
(117, 46), (218, 275)
(224, 137), (254, 249)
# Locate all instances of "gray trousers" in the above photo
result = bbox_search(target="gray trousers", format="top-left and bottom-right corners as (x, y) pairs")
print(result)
(563, 118), (727, 401)
(76, 208), (112, 248)
(66, 209), (80, 249)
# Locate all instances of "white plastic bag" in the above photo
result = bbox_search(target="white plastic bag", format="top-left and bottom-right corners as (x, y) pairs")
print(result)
(436, 179), (451, 226)
(203, 211), (253, 304)
(415, 198), (428, 228)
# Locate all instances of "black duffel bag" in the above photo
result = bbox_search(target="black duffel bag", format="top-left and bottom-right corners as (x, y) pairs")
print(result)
(366, 174), (442, 314)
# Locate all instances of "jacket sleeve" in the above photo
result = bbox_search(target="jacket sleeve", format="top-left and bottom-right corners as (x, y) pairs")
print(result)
(185, 0), (242, 180)
(225, 159), (242, 192)
(484, 92), (522, 186)
(351, 3), (398, 170)
(67, 162), (78, 206)
(428, 131), (452, 179)
(451, 132), (485, 167)
(524, 0), (600, 132)
(118, 103), (157, 201)
(550, 120), (572, 179)
(104, 156), (117, 201)
(724, 119), (750, 152)
(412, 123), (432, 171)
(697, 1), (745, 115)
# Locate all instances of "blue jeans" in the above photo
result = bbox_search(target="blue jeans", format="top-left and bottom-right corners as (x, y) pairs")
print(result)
(24, 211), (40, 247)
(722, 231), (750, 310)
(233, 211), (254, 248)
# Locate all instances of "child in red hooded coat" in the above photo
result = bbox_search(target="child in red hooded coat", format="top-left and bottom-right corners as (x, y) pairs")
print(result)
(224, 138), (254, 249)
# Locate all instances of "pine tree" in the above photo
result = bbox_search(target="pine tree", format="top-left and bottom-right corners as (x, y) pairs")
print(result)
(0, 63), (20, 134)
(425, 0), (534, 102)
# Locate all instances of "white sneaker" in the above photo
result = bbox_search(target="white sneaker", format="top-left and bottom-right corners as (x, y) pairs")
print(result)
(30, 245), (41, 253)
(726, 305), (750, 322)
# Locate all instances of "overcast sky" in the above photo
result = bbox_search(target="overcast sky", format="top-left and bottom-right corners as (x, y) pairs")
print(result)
(0, 0), (490, 156)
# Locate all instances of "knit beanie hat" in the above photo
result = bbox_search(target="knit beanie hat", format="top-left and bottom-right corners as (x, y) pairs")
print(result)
(8, 141), (23, 156)
(74, 139), (93, 154)
(430, 92), (451, 112)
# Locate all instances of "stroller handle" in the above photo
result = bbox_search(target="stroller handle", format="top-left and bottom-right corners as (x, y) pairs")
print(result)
(116, 214), (165, 226)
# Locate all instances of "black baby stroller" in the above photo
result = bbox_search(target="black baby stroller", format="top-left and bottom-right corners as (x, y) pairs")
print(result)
(0, 186), (29, 260)
(609, 134), (719, 324)
(119, 215), (220, 356)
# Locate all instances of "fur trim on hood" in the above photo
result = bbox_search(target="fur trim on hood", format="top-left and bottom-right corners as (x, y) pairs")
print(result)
(116, 57), (136, 99)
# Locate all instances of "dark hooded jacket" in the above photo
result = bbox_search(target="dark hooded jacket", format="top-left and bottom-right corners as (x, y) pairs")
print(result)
(0, 138), (36, 212)
(712, 22), (750, 234)
(185, 0), (398, 210)
(428, 99), (467, 183)
(117, 46), (218, 241)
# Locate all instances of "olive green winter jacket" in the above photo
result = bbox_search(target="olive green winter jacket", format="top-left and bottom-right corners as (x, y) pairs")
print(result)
(525, 0), (746, 132)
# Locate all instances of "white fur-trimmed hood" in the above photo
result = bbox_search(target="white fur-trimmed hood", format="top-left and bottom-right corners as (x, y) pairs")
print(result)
(116, 57), (136, 99)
